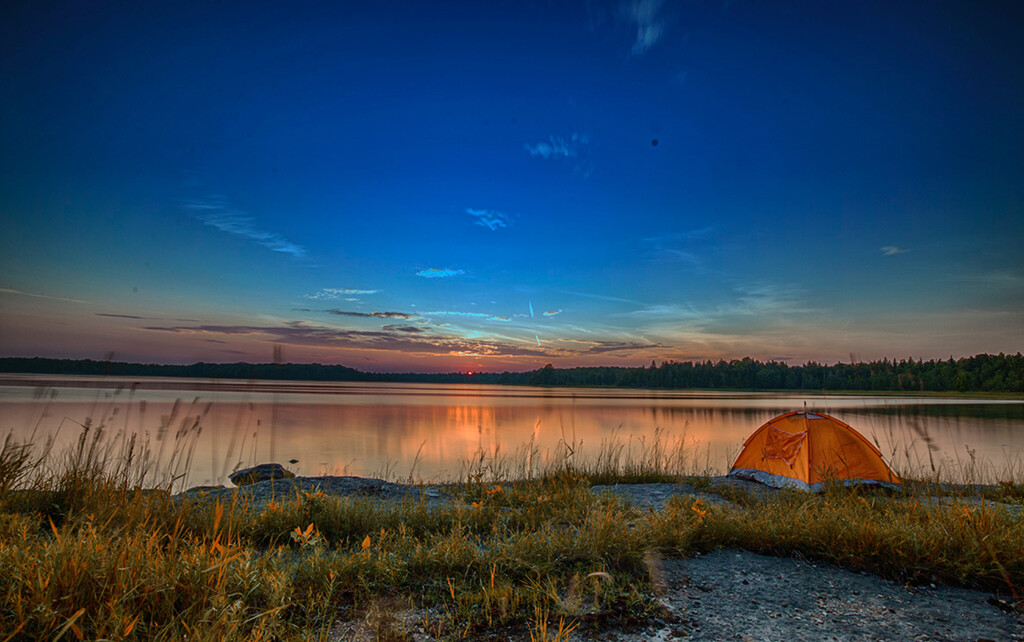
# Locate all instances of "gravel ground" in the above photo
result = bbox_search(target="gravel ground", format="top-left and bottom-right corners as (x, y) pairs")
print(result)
(656, 549), (1022, 642)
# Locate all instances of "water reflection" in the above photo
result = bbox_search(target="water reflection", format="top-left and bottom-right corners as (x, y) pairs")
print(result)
(1, 375), (1021, 487)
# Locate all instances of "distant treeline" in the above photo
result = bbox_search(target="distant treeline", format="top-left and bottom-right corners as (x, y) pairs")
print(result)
(1, 353), (1023, 393)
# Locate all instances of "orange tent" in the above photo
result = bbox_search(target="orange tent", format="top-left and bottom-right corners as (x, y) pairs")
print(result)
(728, 411), (901, 491)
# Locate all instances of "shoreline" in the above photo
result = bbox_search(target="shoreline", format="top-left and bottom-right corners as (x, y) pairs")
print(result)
(5, 467), (1021, 640)
(4, 370), (1024, 400)
(175, 472), (1022, 509)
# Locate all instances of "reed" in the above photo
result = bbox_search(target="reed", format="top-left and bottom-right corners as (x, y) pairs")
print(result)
(0, 423), (1020, 640)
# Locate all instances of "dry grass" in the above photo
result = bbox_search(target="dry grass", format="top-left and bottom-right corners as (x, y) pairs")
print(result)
(0, 424), (1021, 640)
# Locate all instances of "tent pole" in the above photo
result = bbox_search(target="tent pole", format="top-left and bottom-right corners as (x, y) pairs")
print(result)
(803, 402), (811, 479)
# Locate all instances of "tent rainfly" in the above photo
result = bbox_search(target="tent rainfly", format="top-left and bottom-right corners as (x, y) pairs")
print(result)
(728, 411), (901, 492)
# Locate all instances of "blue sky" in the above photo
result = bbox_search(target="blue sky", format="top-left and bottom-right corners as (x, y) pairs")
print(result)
(2, 0), (1022, 372)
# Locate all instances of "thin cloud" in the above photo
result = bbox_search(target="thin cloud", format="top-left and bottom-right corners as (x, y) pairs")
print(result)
(525, 135), (575, 159)
(959, 270), (1023, 287)
(323, 310), (414, 319)
(95, 313), (150, 320)
(643, 228), (715, 268)
(524, 133), (587, 160)
(625, 0), (670, 55)
(735, 284), (803, 311)
(881, 246), (910, 256)
(422, 311), (510, 322)
(543, 310), (563, 317)
(642, 228), (715, 244)
(186, 196), (306, 257)
(524, 133), (592, 179)
(382, 325), (425, 333)
(584, 341), (664, 354)
(0, 288), (89, 304)
(558, 289), (645, 306)
(306, 288), (381, 300)
(467, 208), (511, 231)
(142, 321), (553, 358)
(626, 303), (701, 320)
(416, 268), (465, 279)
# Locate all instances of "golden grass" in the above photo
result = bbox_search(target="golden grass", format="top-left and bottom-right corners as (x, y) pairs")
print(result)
(0, 426), (1021, 640)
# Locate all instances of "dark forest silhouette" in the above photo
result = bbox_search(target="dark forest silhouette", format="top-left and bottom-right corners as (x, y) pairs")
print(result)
(1, 353), (1022, 393)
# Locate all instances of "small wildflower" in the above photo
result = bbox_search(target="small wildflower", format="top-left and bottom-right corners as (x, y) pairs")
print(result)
(691, 499), (707, 523)
(291, 523), (320, 547)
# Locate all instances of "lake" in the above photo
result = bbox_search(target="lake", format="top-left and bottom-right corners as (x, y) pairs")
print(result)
(1, 374), (1022, 488)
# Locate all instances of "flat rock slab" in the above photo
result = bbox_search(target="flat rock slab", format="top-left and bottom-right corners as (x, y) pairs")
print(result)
(591, 482), (733, 510)
(591, 477), (775, 511)
(662, 549), (1023, 641)
(177, 476), (449, 509)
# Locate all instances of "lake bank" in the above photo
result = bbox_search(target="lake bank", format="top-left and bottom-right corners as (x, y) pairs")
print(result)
(3, 443), (1022, 641)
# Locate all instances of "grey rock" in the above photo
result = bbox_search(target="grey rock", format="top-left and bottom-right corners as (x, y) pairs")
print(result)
(229, 463), (295, 486)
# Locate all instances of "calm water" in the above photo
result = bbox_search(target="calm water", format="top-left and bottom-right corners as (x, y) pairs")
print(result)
(1, 374), (1022, 487)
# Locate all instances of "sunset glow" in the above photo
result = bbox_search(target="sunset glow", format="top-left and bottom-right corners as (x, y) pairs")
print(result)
(2, 1), (1021, 371)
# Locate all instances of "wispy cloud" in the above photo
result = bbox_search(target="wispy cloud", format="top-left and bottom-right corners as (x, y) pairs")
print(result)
(543, 310), (563, 317)
(305, 288), (381, 300)
(625, 303), (701, 320)
(323, 309), (414, 319)
(467, 208), (511, 231)
(642, 228), (715, 244)
(416, 268), (465, 279)
(881, 246), (910, 256)
(624, 0), (670, 55)
(382, 324), (425, 333)
(733, 283), (809, 315)
(953, 270), (1024, 307)
(422, 311), (510, 322)
(584, 340), (664, 354)
(959, 270), (1023, 288)
(95, 313), (151, 320)
(524, 133), (592, 178)
(558, 289), (645, 306)
(643, 228), (715, 268)
(0, 288), (89, 304)
(186, 196), (306, 257)
(525, 134), (579, 159)
(143, 321), (552, 358)
(524, 133), (588, 160)
(623, 284), (813, 343)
